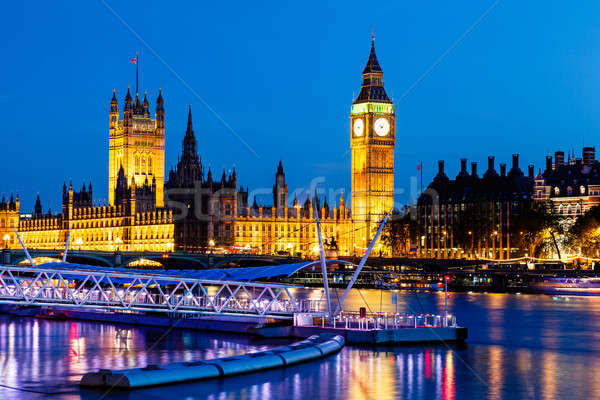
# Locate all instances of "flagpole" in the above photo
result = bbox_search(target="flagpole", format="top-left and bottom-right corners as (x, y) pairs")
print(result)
(135, 52), (139, 95)
(420, 160), (423, 195)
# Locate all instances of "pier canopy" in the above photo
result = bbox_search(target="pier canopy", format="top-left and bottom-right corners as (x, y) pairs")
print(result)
(34, 260), (352, 283)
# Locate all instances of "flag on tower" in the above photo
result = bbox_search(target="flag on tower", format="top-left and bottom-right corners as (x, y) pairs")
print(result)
(416, 162), (422, 171)
(130, 56), (137, 64)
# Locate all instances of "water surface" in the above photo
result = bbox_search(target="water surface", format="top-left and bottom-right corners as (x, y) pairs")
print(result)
(1, 290), (599, 400)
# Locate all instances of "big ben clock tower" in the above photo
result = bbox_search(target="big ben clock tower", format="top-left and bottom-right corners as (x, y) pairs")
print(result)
(350, 37), (395, 247)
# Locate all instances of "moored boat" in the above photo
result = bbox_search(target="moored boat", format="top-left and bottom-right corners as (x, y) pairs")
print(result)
(529, 277), (600, 295)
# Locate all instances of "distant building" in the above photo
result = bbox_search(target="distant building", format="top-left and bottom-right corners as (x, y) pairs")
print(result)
(417, 155), (535, 259)
(165, 107), (242, 251)
(7, 89), (174, 253)
(350, 36), (396, 247)
(2, 39), (397, 257)
(534, 147), (600, 222)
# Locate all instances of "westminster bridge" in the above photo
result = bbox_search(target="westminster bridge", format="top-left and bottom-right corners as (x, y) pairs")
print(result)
(1, 248), (305, 269)
(1, 247), (486, 271)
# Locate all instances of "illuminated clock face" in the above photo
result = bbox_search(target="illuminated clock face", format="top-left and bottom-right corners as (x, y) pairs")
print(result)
(353, 118), (364, 137)
(374, 118), (390, 136)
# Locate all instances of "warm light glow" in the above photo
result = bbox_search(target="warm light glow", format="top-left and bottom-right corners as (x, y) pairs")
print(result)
(74, 238), (83, 245)
(126, 258), (162, 268)
(3, 234), (9, 241)
(209, 239), (215, 247)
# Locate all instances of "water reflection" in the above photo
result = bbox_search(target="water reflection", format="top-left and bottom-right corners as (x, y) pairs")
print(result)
(1, 292), (600, 399)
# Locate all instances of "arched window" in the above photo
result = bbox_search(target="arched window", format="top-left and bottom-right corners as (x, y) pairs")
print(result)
(576, 204), (582, 215)
(141, 156), (147, 175)
(567, 205), (572, 215)
(558, 204), (563, 214)
(135, 155), (140, 174)
(567, 186), (573, 196)
(554, 187), (560, 196)
(148, 156), (153, 174)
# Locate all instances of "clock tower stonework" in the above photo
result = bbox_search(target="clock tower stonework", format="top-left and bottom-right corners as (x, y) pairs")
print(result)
(350, 38), (395, 247)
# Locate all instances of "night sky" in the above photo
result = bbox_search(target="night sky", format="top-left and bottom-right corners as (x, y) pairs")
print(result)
(3, 1), (600, 212)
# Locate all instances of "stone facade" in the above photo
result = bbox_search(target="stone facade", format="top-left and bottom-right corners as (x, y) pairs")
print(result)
(417, 155), (535, 259)
(534, 147), (600, 223)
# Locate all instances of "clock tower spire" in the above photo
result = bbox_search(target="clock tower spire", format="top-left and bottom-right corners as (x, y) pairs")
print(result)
(350, 37), (395, 250)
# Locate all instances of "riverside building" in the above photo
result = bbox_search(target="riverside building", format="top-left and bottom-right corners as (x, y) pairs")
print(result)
(417, 155), (535, 259)
(1, 39), (395, 257)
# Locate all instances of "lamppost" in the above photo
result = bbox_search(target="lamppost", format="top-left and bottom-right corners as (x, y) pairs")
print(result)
(468, 231), (473, 259)
(114, 236), (122, 252)
(208, 239), (215, 255)
(3, 234), (9, 249)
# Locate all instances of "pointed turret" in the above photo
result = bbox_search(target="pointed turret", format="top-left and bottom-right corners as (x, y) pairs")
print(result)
(34, 194), (42, 218)
(133, 92), (143, 115)
(110, 89), (119, 124)
(142, 91), (150, 116)
(124, 87), (132, 109)
(182, 105), (199, 163)
(354, 36), (391, 104)
(273, 161), (287, 211)
(123, 87), (133, 129)
(155, 89), (165, 129)
(362, 35), (383, 74)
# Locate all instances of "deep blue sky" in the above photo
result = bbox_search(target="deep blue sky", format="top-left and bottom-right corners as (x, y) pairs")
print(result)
(2, 1), (600, 212)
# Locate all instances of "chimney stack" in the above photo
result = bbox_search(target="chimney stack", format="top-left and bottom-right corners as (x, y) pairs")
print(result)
(528, 165), (534, 178)
(512, 154), (519, 169)
(460, 158), (467, 173)
(488, 156), (495, 171)
(438, 160), (445, 175)
(555, 151), (565, 168)
(546, 155), (552, 172)
(471, 162), (478, 178)
(500, 163), (506, 177)
(583, 147), (596, 166)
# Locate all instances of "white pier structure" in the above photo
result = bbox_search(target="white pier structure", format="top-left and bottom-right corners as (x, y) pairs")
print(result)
(0, 262), (321, 319)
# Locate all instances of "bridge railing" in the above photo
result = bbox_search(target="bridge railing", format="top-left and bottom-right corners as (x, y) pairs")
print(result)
(0, 265), (301, 319)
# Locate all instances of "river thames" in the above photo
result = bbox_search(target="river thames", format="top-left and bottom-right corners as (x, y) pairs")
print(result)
(1, 289), (599, 400)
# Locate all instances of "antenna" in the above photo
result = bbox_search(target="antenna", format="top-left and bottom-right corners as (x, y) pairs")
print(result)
(62, 229), (71, 263)
(334, 209), (392, 316)
(315, 205), (332, 318)
(11, 226), (34, 266)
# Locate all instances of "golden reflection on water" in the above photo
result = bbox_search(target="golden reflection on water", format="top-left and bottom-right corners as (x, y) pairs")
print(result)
(3, 291), (600, 399)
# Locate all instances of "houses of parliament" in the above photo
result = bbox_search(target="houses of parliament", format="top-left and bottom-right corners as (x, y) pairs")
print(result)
(0, 39), (396, 257)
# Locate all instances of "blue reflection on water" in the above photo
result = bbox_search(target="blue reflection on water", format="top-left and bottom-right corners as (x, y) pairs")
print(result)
(1, 291), (600, 400)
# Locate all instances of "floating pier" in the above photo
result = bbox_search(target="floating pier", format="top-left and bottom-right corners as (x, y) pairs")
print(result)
(80, 334), (344, 389)
(250, 311), (468, 344)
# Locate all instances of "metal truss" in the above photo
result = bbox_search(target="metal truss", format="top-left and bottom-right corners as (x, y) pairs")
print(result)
(0, 265), (302, 319)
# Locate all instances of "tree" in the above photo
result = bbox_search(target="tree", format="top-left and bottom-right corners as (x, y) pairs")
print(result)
(566, 205), (600, 257)
(381, 208), (417, 256)
(510, 201), (561, 258)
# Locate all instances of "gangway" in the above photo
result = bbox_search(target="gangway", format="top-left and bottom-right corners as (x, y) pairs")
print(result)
(0, 263), (308, 319)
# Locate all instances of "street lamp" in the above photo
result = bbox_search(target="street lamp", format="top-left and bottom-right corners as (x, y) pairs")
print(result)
(209, 239), (215, 254)
(3, 234), (10, 249)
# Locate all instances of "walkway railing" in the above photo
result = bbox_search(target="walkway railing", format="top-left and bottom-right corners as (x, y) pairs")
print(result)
(0, 265), (301, 319)
(295, 311), (457, 330)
